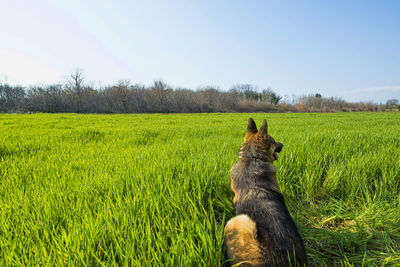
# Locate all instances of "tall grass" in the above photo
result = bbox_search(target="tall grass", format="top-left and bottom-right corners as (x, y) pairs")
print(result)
(0, 112), (399, 266)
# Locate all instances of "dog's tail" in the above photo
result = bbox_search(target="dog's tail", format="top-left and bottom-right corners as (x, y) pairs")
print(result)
(224, 214), (264, 266)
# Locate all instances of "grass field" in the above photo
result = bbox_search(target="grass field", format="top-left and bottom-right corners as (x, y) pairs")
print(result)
(0, 112), (399, 266)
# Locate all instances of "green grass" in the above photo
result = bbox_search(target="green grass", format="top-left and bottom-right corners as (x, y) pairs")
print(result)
(0, 112), (399, 266)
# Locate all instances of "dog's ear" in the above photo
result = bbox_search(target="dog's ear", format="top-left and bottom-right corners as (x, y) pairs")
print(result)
(258, 119), (268, 139)
(247, 118), (258, 134)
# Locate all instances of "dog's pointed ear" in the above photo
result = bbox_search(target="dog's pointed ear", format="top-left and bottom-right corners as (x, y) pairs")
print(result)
(247, 118), (258, 134)
(259, 119), (268, 138)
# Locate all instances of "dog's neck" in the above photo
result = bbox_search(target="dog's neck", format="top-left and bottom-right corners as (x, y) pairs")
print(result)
(238, 143), (277, 169)
(238, 142), (270, 161)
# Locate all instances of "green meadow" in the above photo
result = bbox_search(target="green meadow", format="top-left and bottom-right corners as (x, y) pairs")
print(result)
(0, 112), (399, 266)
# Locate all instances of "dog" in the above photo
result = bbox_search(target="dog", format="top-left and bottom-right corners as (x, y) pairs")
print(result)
(224, 118), (308, 266)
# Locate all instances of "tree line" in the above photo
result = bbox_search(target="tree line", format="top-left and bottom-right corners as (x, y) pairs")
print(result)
(0, 70), (398, 113)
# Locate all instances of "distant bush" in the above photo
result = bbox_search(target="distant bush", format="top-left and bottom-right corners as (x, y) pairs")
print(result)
(0, 80), (391, 114)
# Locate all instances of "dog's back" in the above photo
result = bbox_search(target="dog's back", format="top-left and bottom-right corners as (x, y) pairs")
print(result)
(225, 118), (307, 266)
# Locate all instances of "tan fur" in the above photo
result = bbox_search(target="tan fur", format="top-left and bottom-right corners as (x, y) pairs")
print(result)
(224, 215), (264, 266)
(230, 170), (239, 205)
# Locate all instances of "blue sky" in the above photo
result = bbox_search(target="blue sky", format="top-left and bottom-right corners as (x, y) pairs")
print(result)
(1, 0), (399, 103)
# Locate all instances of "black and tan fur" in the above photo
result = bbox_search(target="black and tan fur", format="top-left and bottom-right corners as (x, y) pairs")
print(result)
(224, 118), (307, 267)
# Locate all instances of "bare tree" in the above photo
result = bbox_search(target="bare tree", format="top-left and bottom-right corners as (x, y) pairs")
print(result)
(261, 88), (282, 104)
(113, 80), (133, 113)
(0, 83), (25, 112)
(198, 86), (221, 112)
(231, 84), (261, 101)
(151, 80), (171, 112)
(67, 69), (85, 112)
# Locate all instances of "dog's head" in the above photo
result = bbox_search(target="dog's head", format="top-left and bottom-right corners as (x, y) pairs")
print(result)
(241, 118), (283, 162)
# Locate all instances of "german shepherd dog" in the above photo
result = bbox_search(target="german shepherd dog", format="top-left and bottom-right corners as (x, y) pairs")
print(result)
(224, 118), (307, 266)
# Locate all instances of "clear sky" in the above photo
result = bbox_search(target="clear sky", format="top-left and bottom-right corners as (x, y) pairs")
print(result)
(1, 0), (399, 103)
